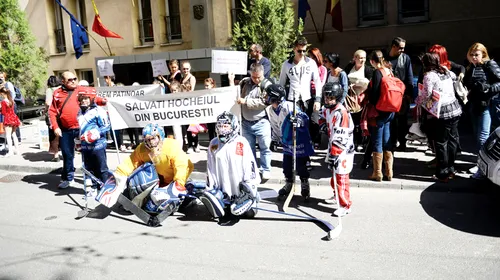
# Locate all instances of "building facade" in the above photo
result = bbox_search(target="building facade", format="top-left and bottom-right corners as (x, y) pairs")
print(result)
(300, 0), (500, 70)
(23, 0), (239, 87)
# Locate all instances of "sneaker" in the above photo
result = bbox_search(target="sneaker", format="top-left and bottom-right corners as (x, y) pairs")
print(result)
(469, 166), (478, 174)
(186, 147), (194, 154)
(84, 187), (97, 198)
(333, 207), (351, 217)
(194, 146), (201, 153)
(58, 180), (74, 189)
(261, 171), (271, 180)
(120, 145), (127, 152)
(278, 181), (293, 196)
(470, 170), (486, 180)
(324, 195), (337, 205)
(300, 179), (310, 199)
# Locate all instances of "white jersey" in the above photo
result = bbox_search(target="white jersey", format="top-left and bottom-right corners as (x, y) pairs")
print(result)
(207, 136), (260, 198)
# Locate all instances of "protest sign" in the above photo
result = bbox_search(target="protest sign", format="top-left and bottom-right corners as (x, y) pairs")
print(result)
(151, 59), (170, 77)
(96, 85), (162, 100)
(97, 59), (115, 77)
(211, 50), (248, 75)
(106, 86), (241, 129)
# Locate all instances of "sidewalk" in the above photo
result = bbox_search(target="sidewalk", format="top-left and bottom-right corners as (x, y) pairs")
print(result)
(0, 120), (478, 190)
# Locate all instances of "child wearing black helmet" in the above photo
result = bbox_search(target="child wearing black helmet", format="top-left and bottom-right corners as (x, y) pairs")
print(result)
(321, 82), (355, 217)
(265, 84), (314, 200)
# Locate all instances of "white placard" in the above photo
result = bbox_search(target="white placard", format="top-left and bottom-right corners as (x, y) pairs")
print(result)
(38, 120), (49, 150)
(106, 86), (241, 129)
(97, 59), (115, 77)
(151, 59), (170, 77)
(211, 50), (248, 75)
(96, 85), (162, 100)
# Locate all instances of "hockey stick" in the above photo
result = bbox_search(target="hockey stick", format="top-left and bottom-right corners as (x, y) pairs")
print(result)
(282, 93), (296, 212)
(253, 207), (334, 235)
(77, 153), (91, 219)
(330, 167), (342, 239)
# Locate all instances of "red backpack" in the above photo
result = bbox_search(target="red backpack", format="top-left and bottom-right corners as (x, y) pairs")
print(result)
(376, 69), (406, 112)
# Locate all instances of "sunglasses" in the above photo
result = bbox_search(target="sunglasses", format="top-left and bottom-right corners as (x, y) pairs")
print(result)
(296, 50), (307, 54)
(182, 68), (190, 70)
(66, 78), (77, 82)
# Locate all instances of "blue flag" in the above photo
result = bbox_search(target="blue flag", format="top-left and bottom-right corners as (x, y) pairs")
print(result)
(71, 18), (89, 59)
(298, 0), (311, 21)
(54, 0), (89, 59)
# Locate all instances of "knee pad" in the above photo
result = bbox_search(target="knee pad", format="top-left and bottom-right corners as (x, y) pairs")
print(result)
(127, 162), (159, 199)
(200, 189), (225, 218)
(145, 181), (186, 214)
(185, 180), (207, 196)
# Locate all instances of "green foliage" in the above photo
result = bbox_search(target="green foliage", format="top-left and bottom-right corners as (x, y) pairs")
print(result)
(0, 0), (48, 98)
(232, 0), (303, 78)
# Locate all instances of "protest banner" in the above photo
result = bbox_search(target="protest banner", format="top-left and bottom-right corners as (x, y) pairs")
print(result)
(211, 50), (248, 75)
(96, 84), (162, 100)
(106, 86), (241, 129)
(151, 59), (170, 77)
(97, 59), (115, 77)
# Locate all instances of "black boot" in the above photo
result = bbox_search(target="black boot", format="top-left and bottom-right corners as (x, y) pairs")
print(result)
(278, 181), (293, 197)
(300, 178), (310, 200)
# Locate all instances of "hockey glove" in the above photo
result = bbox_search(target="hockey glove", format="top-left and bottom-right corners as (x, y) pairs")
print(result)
(81, 128), (101, 143)
(328, 155), (340, 170)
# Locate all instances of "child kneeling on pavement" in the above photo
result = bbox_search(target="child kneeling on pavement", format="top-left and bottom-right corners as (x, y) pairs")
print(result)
(265, 84), (314, 200)
(321, 82), (354, 217)
(77, 89), (111, 195)
(197, 111), (261, 221)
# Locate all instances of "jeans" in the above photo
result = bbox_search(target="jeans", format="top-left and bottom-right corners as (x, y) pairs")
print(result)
(242, 118), (272, 172)
(60, 129), (79, 181)
(370, 112), (394, 153)
(469, 104), (491, 152)
(433, 116), (460, 179)
(82, 148), (109, 188)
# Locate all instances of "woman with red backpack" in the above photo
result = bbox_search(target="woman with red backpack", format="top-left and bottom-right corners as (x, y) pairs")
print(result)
(365, 50), (399, 182)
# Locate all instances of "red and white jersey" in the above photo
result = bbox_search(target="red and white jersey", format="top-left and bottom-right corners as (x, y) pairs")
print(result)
(322, 103), (355, 174)
(207, 135), (260, 198)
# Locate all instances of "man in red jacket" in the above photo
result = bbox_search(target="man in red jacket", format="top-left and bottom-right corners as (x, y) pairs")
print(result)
(48, 71), (107, 189)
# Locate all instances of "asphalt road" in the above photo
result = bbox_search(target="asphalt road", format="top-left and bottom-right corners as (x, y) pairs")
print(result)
(0, 172), (499, 280)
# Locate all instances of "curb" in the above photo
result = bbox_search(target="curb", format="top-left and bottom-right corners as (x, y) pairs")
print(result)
(0, 163), (455, 190)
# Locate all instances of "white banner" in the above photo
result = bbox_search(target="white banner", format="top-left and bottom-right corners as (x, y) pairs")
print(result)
(211, 50), (248, 75)
(96, 85), (162, 100)
(107, 86), (241, 129)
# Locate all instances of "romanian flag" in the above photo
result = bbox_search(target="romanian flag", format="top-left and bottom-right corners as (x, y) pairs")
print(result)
(91, 0), (123, 38)
(326, 0), (343, 32)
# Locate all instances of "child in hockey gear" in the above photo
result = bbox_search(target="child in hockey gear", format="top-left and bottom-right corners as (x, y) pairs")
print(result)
(77, 89), (111, 195)
(265, 84), (315, 200)
(98, 123), (194, 210)
(265, 84), (285, 152)
(322, 82), (355, 217)
(201, 111), (261, 220)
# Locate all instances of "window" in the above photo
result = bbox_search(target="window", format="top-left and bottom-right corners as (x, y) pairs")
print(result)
(78, 69), (94, 86)
(138, 0), (154, 45)
(231, 0), (244, 27)
(358, 0), (386, 27)
(75, 0), (89, 49)
(54, 0), (66, 53)
(398, 0), (429, 23)
(164, 0), (182, 41)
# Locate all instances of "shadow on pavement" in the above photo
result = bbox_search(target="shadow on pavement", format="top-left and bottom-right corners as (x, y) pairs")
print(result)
(22, 171), (84, 196)
(22, 151), (56, 162)
(420, 181), (500, 237)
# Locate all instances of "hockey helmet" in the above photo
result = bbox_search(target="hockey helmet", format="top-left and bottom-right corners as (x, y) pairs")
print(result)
(77, 87), (97, 111)
(216, 111), (239, 143)
(142, 123), (165, 149)
(265, 84), (286, 105)
(323, 82), (343, 108)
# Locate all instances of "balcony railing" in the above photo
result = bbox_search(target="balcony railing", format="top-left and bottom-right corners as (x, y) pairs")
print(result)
(164, 15), (182, 41)
(54, 28), (66, 53)
(138, 18), (154, 45)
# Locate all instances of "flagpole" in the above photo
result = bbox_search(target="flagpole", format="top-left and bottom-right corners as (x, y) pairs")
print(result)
(104, 38), (113, 56)
(320, 0), (329, 43)
(308, 10), (321, 42)
(54, 0), (111, 56)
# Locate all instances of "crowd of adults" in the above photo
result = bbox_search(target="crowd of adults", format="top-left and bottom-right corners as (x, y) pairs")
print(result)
(2, 35), (498, 189)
